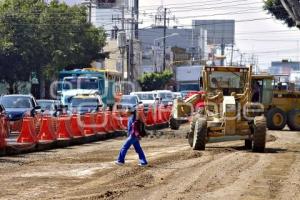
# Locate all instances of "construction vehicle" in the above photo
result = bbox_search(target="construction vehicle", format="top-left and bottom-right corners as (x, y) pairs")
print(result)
(187, 66), (267, 152)
(252, 74), (300, 131)
(169, 91), (205, 130)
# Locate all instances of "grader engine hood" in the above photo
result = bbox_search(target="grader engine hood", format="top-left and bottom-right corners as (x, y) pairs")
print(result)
(223, 96), (237, 135)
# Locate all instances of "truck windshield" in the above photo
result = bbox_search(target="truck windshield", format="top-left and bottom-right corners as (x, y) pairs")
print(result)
(71, 98), (99, 107)
(63, 77), (99, 90)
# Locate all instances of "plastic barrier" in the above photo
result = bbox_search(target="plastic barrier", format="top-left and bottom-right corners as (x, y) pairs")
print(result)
(83, 113), (96, 135)
(120, 111), (128, 130)
(95, 111), (106, 134)
(0, 114), (8, 149)
(145, 106), (155, 126)
(56, 115), (72, 140)
(37, 116), (57, 142)
(104, 111), (113, 133)
(17, 117), (37, 144)
(111, 111), (123, 131)
(70, 114), (84, 137)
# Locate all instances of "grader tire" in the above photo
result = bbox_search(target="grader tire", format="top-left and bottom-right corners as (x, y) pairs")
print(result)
(244, 139), (252, 150)
(193, 118), (207, 151)
(188, 114), (201, 147)
(253, 116), (267, 153)
(287, 109), (300, 131)
(266, 107), (286, 130)
(169, 117), (180, 130)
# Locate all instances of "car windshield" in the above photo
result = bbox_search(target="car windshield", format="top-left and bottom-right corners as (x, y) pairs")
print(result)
(121, 96), (136, 104)
(158, 92), (173, 100)
(63, 77), (98, 90)
(37, 101), (55, 111)
(1, 96), (33, 108)
(136, 93), (154, 100)
(71, 98), (99, 107)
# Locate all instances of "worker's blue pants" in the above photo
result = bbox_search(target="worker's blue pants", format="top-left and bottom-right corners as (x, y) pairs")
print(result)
(117, 135), (148, 165)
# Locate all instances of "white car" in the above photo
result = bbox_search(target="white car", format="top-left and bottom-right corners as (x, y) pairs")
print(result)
(130, 91), (156, 111)
(172, 92), (183, 99)
(153, 90), (174, 106)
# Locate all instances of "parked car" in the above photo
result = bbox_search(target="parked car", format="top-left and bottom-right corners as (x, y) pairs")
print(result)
(130, 91), (156, 111)
(172, 92), (183, 99)
(37, 99), (61, 116)
(118, 95), (142, 110)
(153, 90), (174, 106)
(0, 95), (41, 133)
(69, 95), (103, 114)
(0, 95), (41, 121)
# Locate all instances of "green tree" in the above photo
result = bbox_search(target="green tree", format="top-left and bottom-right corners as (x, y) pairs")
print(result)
(0, 0), (106, 94)
(264, 0), (300, 28)
(138, 70), (173, 91)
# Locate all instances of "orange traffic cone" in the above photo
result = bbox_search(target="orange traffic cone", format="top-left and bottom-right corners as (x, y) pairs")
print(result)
(56, 115), (72, 139)
(83, 113), (95, 135)
(17, 117), (37, 143)
(70, 114), (84, 137)
(37, 116), (56, 141)
(146, 106), (155, 126)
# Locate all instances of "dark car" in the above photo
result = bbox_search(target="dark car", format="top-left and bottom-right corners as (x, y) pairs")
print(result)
(118, 95), (142, 110)
(69, 95), (103, 114)
(37, 99), (61, 116)
(0, 95), (41, 121)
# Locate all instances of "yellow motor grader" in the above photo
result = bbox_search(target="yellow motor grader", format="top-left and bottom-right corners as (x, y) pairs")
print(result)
(251, 74), (300, 131)
(188, 66), (267, 152)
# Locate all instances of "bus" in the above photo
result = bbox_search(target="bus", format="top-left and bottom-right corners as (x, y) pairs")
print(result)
(58, 68), (121, 108)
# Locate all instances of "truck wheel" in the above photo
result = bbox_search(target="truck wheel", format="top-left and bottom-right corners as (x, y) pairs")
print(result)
(193, 118), (207, 150)
(287, 109), (300, 131)
(245, 139), (252, 149)
(253, 116), (267, 152)
(266, 107), (287, 130)
(169, 117), (180, 130)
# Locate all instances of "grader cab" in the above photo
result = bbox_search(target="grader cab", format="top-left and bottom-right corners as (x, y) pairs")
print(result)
(188, 66), (267, 152)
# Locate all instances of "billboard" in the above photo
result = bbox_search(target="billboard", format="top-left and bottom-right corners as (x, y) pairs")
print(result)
(192, 20), (235, 45)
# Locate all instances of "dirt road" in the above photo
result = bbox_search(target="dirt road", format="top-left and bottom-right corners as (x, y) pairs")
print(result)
(0, 125), (299, 200)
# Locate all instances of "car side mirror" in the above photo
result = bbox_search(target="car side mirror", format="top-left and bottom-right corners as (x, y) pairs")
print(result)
(138, 101), (143, 104)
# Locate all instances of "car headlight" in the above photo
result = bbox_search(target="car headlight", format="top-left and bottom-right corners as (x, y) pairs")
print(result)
(226, 104), (236, 112)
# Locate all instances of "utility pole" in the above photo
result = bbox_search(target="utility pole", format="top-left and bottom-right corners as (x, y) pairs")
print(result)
(220, 40), (225, 66)
(134, 0), (139, 39)
(163, 8), (167, 72)
(129, 7), (135, 83)
(230, 44), (234, 66)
